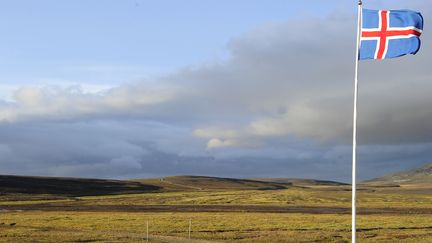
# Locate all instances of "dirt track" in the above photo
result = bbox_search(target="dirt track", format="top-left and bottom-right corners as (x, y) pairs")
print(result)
(2, 203), (431, 215)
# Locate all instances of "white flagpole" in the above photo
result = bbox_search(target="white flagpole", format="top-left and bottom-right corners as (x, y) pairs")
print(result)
(352, 1), (362, 243)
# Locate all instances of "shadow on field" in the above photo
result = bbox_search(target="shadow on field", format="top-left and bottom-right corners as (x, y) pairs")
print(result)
(0, 175), (160, 197)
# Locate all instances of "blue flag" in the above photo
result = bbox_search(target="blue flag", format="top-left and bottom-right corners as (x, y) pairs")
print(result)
(360, 9), (423, 60)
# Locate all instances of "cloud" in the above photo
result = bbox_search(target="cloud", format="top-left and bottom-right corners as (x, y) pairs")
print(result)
(207, 138), (234, 149)
(2, 10), (431, 147)
(0, 144), (12, 156)
(109, 156), (142, 169)
(0, 84), (176, 122)
(187, 9), (432, 147)
(0, 2), (431, 180)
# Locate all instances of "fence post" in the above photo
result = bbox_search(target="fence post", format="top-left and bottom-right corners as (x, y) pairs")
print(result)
(188, 219), (192, 240)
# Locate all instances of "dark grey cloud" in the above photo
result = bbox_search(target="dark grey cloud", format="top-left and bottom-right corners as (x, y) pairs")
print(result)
(0, 2), (431, 181)
(1, 120), (429, 182)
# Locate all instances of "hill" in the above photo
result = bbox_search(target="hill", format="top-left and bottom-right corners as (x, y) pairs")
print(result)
(250, 178), (348, 187)
(134, 176), (290, 191)
(0, 175), (292, 197)
(365, 163), (432, 185)
(0, 174), (347, 198)
(0, 175), (160, 197)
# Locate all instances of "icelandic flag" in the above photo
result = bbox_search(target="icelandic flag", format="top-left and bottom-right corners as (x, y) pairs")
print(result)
(360, 9), (423, 60)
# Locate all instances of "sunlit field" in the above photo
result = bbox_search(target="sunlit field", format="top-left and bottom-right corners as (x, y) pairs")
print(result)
(1, 211), (431, 242)
(1, 181), (431, 242)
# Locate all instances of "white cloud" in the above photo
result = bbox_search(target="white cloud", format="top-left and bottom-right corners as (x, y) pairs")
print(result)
(0, 84), (176, 122)
(206, 138), (234, 149)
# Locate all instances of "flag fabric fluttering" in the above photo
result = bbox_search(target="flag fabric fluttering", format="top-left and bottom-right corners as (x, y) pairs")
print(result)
(360, 9), (423, 60)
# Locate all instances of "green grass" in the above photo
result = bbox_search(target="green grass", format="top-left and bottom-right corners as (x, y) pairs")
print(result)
(2, 186), (432, 210)
(1, 211), (431, 242)
(10, 185), (426, 210)
(0, 175), (431, 242)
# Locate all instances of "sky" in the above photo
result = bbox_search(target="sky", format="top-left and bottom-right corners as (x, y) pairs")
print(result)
(0, 0), (431, 182)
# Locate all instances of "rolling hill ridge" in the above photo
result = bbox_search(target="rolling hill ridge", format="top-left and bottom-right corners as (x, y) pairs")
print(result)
(366, 163), (432, 184)
(0, 175), (344, 197)
(0, 175), (160, 197)
(1, 163), (430, 198)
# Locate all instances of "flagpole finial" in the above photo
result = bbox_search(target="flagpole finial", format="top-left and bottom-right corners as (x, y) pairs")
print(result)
(358, 0), (362, 5)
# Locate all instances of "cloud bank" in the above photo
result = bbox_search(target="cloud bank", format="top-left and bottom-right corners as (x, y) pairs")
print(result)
(1, 3), (431, 181)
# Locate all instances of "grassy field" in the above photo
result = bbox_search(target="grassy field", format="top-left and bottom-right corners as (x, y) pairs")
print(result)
(0, 175), (431, 242)
(1, 211), (432, 242)
(2, 184), (432, 210)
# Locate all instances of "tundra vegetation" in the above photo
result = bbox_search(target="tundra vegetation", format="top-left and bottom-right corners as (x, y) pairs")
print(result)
(0, 166), (431, 242)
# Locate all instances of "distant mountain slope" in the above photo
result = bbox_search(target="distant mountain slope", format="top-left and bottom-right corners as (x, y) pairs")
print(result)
(0, 175), (160, 197)
(0, 175), (291, 197)
(0, 174), (346, 198)
(250, 178), (348, 187)
(366, 163), (432, 184)
(134, 176), (290, 191)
